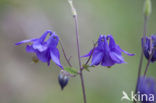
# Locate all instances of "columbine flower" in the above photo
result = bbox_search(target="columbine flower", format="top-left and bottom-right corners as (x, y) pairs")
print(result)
(138, 76), (156, 103)
(142, 35), (156, 62)
(81, 35), (134, 67)
(16, 30), (63, 68)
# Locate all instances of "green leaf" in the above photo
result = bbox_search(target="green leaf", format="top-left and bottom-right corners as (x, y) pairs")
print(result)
(82, 64), (95, 72)
(64, 67), (78, 75)
(82, 64), (90, 72)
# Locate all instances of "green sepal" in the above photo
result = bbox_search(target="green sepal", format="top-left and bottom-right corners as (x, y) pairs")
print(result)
(82, 64), (95, 72)
(64, 67), (78, 75)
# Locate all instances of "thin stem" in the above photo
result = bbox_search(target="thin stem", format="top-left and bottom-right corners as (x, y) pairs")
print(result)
(84, 42), (97, 65)
(143, 16), (148, 40)
(74, 16), (82, 70)
(73, 15), (87, 103)
(68, 1), (87, 102)
(135, 51), (144, 93)
(144, 48), (155, 76)
(79, 71), (87, 103)
(134, 16), (148, 103)
(59, 41), (72, 67)
(144, 59), (151, 77)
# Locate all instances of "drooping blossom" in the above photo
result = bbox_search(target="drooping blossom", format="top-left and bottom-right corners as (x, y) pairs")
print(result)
(81, 35), (134, 67)
(16, 30), (63, 69)
(142, 35), (156, 62)
(138, 76), (156, 103)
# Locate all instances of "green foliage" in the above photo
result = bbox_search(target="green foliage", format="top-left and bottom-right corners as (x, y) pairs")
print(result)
(64, 67), (78, 75)
(82, 64), (91, 72)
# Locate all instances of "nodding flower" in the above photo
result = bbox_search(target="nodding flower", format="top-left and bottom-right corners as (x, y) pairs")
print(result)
(138, 76), (156, 103)
(81, 35), (135, 67)
(16, 30), (63, 69)
(142, 35), (156, 62)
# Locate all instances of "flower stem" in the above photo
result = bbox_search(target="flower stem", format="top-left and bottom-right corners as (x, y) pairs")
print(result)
(74, 14), (87, 103)
(59, 41), (72, 67)
(84, 42), (97, 65)
(134, 16), (148, 103)
(144, 59), (150, 77)
(135, 52), (144, 92)
(144, 48), (156, 76)
(68, 0), (87, 102)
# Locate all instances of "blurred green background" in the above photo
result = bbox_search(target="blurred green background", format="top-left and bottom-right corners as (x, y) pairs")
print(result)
(0, 0), (156, 103)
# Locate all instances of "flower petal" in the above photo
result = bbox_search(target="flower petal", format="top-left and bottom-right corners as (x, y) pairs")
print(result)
(35, 50), (51, 64)
(107, 35), (116, 49)
(98, 35), (109, 51)
(142, 36), (150, 58)
(107, 35), (122, 56)
(39, 30), (53, 42)
(117, 45), (135, 56)
(101, 52), (115, 66)
(109, 52), (125, 64)
(107, 35), (135, 56)
(26, 45), (35, 52)
(91, 49), (104, 66)
(50, 48), (63, 69)
(151, 35), (156, 47)
(15, 39), (38, 45)
(32, 41), (48, 52)
(47, 32), (59, 48)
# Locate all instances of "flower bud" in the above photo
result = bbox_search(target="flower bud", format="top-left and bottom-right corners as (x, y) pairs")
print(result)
(144, 0), (152, 17)
(142, 35), (156, 62)
(68, 0), (77, 16)
(58, 70), (69, 90)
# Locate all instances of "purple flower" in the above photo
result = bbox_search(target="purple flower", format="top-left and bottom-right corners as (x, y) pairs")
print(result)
(142, 35), (156, 62)
(138, 76), (156, 103)
(16, 30), (63, 69)
(81, 35), (134, 67)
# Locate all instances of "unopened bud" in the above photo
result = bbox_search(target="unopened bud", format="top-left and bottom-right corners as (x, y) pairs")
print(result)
(144, 0), (152, 17)
(58, 70), (69, 90)
(68, 0), (77, 16)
